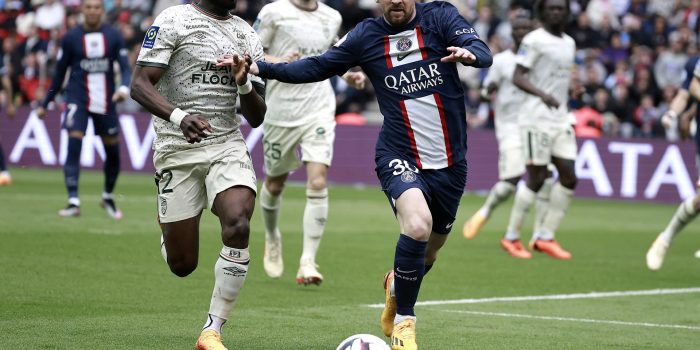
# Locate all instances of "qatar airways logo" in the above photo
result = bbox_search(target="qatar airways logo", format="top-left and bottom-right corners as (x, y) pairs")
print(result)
(384, 63), (444, 94)
(80, 58), (110, 73)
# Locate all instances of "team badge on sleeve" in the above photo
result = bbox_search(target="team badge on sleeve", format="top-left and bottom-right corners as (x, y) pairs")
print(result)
(143, 26), (160, 49)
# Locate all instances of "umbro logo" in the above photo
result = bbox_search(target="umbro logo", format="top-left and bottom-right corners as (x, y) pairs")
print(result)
(223, 266), (247, 277)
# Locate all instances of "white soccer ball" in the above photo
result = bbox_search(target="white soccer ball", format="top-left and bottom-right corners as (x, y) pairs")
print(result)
(336, 334), (390, 350)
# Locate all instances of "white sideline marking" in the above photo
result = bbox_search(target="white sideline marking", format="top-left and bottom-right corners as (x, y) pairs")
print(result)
(364, 287), (700, 308)
(435, 309), (700, 331)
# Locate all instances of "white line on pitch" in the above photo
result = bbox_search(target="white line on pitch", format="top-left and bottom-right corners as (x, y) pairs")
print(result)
(433, 309), (700, 331)
(364, 287), (700, 308)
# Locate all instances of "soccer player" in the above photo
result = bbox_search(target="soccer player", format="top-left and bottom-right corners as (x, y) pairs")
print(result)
(130, 1), (266, 349)
(503, 0), (577, 260)
(461, 15), (555, 259)
(0, 62), (16, 186)
(646, 55), (700, 271)
(253, 0), (366, 285)
(36, 0), (131, 219)
(220, 1), (492, 348)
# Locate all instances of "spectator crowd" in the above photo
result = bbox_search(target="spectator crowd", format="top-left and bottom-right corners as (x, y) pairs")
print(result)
(0, 0), (698, 141)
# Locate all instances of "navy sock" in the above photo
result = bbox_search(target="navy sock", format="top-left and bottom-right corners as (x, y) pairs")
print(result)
(0, 142), (7, 171)
(64, 137), (82, 199)
(103, 143), (120, 194)
(394, 234), (427, 316)
(424, 263), (434, 275)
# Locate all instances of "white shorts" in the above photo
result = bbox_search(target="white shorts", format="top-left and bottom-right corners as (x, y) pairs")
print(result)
(153, 138), (257, 223)
(263, 119), (336, 177)
(521, 124), (578, 166)
(498, 141), (526, 180)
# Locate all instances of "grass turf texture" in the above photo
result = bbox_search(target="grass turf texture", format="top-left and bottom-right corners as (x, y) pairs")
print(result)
(1, 168), (699, 349)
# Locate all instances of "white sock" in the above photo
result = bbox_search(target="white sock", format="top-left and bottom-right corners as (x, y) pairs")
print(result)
(394, 314), (416, 325)
(506, 186), (537, 238)
(160, 235), (167, 263)
(533, 177), (555, 235)
(301, 188), (328, 263)
(202, 314), (226, 334)
(659, 198), (699, 243)
(68, 197), (80, 206)
(0, 171), (9, 177)
(260, 184), (281, 241)
(102, 192), (113, 200)
(478, 181), (516, 218)
(207, 246), (250, 322)
(537, 183), (574, 241)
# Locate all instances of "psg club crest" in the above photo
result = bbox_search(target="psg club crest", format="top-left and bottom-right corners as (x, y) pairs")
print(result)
(401, 171), (417, 183)
(396, 37), (412, 52)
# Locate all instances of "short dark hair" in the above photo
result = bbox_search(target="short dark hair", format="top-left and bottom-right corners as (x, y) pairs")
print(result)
(535, 0), (570, 21)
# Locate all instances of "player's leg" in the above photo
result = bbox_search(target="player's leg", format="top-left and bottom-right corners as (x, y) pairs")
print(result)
(532, 127), (578, 259)
(297, 120), (334, 285)
(95, 112), (122, 219)
(647, 191), (700, 270)
(0, 141), (11, 185)
(196, 142), (257, 350)
(533, 169), (555, 236)
(259, 124), (301, 278)
(464, 142), (524, 239)
(59, 104), (86, 216)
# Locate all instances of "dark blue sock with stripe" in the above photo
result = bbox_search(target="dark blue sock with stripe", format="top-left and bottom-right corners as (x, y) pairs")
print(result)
(64, 137), (82, 199)
(394, 234), (427, 316)
(103, 143), (120, 194)
(0, 143), (7, 171)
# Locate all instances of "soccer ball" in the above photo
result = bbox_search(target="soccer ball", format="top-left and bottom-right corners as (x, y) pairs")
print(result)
(336, 334), (390, 350)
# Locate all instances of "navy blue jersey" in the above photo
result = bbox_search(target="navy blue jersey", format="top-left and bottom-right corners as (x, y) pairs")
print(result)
(682, 55), (700, 153)
(257, 2), (492, 170)
(43, 25), (131, 115)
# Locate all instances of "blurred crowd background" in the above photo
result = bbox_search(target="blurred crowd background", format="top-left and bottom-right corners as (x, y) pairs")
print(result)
(0, 0), (698, 140)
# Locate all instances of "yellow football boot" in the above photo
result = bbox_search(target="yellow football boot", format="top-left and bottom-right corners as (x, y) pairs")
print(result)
(380, 270), (396, 337)
(390, 319), (417, 350)
(195, 330), (228, 350)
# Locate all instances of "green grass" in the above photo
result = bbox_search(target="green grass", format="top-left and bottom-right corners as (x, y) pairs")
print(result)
(1, 168), (699, 349)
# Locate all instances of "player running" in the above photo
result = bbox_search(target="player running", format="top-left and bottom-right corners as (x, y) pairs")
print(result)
(130, 1), (266, 349)
(461, 15), (555, 259)
(220, 0), (492, 348)
(37, 0), (131, 218)
(646, 55), (700, 271)
(502, 0), (577, 260)
(253, 0), (365, 285)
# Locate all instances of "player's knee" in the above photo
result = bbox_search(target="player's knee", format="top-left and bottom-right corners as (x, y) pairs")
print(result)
(221, 215), (251, 248)
(168, 257), (198, 277)
(527, 177), (545, 192)
(403, 216), (432, 241)
(559, 172), (578, 189)
(307, 176), (327, 191)
(265, 179), (285, 196)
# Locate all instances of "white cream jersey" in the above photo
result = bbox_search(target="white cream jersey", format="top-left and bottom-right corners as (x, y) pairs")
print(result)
(136, 4), (265, 151)
(483, 49), (522, 143)
(253, 0), (341, 127)
(516, 28), (575, 127)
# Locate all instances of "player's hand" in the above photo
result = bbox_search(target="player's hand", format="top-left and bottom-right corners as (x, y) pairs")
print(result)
(180, 114), (213, 144)
(5, 103), (16, 118)
(282, 51), (300, 63)
(660, 110), (677, 130)
(112, 90), (127, 103)
(342, 71), (366, 90)
(441, 46), (476, 64)
(539, 94), (560, 109)
(216, 53), (251, 85)
(36, 106), (47, 119)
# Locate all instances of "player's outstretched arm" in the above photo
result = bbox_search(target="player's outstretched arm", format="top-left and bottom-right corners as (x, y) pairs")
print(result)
(38, 34), (73, 119)
(225, 54), (266, 128)
(131, 65), (212, 144)
(513, 64), (559, 109)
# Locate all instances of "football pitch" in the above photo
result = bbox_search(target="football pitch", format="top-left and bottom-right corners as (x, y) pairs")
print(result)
(1, 168), (699, 349)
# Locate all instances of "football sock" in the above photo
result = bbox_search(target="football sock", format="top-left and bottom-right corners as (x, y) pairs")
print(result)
(478, 181), (516, 218)
(203, 314), (226, 334)
(208, 246), (249, 321)
(64, 137), (82, 200)
(505, 186), (536, 240)
(424, 263), (434, 275)
(394, 314), (416, 325)
(538, 183), (574, 241)
(301, 188), (328, 263)
(659, 198), (699, 243)
(103, 143), (120, 195)
(0, 143), (7, 171)
(260, 183), (281, 241)
(159, 235), (167, 262)
(394, 234), (427, 317)
(533, 177), (554, 234)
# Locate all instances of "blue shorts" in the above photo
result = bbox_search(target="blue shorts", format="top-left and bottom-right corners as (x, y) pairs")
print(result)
(62, 103), (119, 137)
(375, 155), (467, 234)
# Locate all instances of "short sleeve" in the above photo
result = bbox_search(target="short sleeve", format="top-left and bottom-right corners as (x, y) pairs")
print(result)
(136, 9), (179, 68)
(253, 6), (275, 50)
(516, 33), (538, 69)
